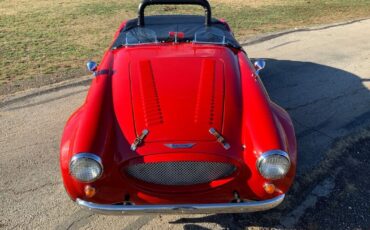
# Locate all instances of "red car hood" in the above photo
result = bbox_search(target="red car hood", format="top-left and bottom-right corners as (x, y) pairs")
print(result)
(112, 45), (242, 147)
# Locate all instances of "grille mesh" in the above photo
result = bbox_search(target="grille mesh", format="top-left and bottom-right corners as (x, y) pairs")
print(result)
(126, 161), (236, 186)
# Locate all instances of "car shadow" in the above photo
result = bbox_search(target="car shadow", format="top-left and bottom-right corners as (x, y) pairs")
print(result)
(168, 59), (370, 229)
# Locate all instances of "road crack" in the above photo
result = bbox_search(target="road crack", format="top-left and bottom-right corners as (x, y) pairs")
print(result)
(0, 181), (60, 196)
(65, 213), (94, 230)
(286, 87), (365, 112)
(293, 118), (334, 139)
(56, 209), (95, 230)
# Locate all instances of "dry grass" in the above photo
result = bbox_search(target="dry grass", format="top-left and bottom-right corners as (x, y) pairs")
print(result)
(1, 0), (370, 94)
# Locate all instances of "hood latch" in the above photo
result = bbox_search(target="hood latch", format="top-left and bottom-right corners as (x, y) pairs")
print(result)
(131, 129), (149, 151)
(209, 128), (231, 150)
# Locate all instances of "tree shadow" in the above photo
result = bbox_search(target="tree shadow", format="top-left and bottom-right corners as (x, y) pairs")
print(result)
(262, 59), (370, 174)
(168, 59), (370, 229)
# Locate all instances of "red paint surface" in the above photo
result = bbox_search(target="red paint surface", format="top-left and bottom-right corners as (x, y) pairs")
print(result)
(60, 21), (297, 205)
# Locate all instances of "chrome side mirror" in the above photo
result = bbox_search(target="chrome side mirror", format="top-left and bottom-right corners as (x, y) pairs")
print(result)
(86, 61), (97, 72)
(254, 59), (266, 75)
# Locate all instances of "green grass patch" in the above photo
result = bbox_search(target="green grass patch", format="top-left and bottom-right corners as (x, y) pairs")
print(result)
(0, 0), (370, 94)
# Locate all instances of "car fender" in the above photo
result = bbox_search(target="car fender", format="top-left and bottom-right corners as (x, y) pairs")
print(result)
(238, 52), (296, 199)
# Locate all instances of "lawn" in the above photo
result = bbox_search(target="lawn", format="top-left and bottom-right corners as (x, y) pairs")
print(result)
(1, 0), (370, 94)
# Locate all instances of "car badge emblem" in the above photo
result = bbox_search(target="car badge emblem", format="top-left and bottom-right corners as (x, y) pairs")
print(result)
(164, 143), (195, 149)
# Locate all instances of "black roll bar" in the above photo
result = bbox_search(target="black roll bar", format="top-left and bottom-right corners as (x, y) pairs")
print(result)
(138, 0), (212, 26)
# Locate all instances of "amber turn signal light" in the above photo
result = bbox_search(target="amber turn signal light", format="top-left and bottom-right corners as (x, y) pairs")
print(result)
(84, 185), (96, 198)
(263, 183), (276, 194)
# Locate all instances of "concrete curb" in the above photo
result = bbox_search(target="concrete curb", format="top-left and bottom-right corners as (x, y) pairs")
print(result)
(0, 75), (91, 108)
(241, 17), (370, 46)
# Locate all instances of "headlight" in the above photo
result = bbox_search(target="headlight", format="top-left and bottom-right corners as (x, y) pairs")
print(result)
(257, 150), (291, 180)
(69, 153), (103, 182)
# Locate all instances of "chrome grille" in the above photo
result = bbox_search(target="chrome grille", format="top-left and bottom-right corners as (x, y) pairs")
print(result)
(126, 161), (236, 186)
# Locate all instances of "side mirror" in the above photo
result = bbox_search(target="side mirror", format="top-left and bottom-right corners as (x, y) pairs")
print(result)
(86, 61), (98, 72)
(254, 59), (266, 75)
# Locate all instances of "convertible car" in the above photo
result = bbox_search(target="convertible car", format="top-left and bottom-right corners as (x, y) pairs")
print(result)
(60, 0), (297, 215)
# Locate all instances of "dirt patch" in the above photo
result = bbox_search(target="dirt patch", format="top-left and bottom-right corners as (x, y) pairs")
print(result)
(297, 136), (370, 229)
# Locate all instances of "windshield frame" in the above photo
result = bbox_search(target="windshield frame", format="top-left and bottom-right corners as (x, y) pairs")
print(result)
(111, 15), (241, 50)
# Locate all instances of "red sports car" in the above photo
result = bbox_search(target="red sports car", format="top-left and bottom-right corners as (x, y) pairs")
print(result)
(60, 0), (297, 215)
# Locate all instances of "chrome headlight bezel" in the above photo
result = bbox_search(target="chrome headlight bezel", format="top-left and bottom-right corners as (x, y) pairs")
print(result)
(257, 150), (291, 180)
(69, 153), (103, 183)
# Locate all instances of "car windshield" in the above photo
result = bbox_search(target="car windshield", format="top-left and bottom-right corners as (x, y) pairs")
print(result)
(112, 15), (241, 49)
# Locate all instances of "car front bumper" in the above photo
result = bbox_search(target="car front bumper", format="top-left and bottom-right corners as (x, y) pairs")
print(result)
(76, 194), (285, 215)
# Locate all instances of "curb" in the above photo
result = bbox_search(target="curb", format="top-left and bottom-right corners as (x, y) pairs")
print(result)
(0, 75), (92, 108)
(241, 17), (370, 46)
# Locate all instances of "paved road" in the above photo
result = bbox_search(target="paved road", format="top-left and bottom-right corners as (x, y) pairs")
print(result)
(1, 19), (369, 229)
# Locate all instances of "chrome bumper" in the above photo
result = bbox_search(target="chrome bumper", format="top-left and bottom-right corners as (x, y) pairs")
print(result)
(76, 194), (285, 215)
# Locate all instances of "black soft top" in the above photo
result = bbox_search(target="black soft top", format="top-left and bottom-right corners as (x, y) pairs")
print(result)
(112, 15), (241, 49)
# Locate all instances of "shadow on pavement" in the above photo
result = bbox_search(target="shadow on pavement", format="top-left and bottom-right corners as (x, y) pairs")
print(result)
(169, 59), (370, 229)
(262, 59), (370, 174)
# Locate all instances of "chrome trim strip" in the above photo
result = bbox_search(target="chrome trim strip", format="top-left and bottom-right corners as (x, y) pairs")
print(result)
(70, 153), (103, 166)
(76, 194), (285, 215)
(164, 143), (195, 149)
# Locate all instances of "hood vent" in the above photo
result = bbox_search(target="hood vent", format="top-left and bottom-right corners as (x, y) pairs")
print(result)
(138, 60), (164, 127)
(195, 59), (217, 125)
(129, 57), (225, 142)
